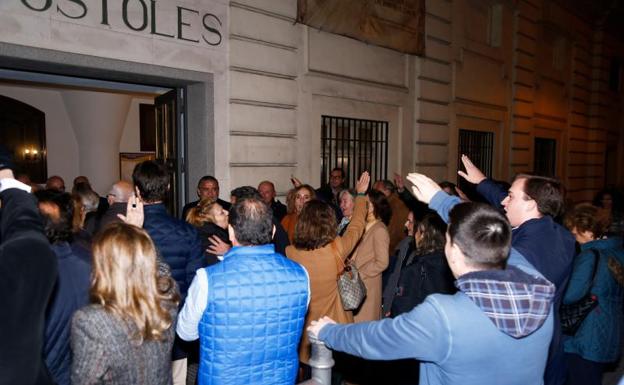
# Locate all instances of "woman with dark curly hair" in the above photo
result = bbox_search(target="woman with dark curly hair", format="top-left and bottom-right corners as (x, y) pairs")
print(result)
(562, 203), (624, 385)
(593, 188), (624, 238)
(351, 189), (391, 323)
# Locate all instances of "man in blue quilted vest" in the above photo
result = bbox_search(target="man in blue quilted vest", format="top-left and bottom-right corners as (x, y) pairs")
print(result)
(177, 196), (310, 385)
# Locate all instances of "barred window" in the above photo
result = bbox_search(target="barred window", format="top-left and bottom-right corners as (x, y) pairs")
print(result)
(534, 137), (557, 177)
(321, 116), (388, 188)
(457, 129), (494, 194)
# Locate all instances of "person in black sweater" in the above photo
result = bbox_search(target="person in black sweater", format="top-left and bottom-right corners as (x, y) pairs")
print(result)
(186, 199), (230, 266)
(0, 149), (57, 385)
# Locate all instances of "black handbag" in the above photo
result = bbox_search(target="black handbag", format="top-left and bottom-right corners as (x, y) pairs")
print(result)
(560, 249), (600, 335)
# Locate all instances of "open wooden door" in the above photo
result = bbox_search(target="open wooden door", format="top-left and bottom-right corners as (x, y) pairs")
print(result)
(155, 88), (186, 217)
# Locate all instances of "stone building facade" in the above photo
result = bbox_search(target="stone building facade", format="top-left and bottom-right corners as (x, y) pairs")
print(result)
(0, 0), (622, 203)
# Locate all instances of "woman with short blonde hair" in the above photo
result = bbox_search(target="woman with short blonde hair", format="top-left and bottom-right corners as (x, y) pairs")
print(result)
(185, 198), (230, 265)
(71, 222), (179, 384)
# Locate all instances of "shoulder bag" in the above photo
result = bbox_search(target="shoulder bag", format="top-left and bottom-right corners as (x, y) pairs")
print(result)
(560, 249), (600, 335)
(332, 241), (367, 311)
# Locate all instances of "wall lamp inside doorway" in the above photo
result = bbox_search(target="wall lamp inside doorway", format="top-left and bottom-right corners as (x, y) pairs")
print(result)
(23, 148), (41, 161)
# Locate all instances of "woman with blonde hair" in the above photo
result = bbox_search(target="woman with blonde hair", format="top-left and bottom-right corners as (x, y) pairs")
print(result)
(71, 216), (180, 385)
(186, 198), (230, 266)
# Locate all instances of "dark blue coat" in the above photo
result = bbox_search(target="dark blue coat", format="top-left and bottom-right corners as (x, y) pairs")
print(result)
(0, 188), (57, 385)
(143, 204), (204, 300)
(477, 179), (575, 385)
(563, 237), (624, 362)
(44, 242), (91, 385)
(476, 179), (576, 297)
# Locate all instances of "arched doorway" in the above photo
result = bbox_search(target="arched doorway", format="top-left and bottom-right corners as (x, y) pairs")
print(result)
(0, 94), (47, 183)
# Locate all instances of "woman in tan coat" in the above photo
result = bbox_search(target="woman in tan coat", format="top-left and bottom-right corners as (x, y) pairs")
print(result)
(351, 189), (391, 322)
(285, 172), (370, 365)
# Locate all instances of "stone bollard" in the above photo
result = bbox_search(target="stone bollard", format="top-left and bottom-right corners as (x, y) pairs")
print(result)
(297, 334), (334, 385)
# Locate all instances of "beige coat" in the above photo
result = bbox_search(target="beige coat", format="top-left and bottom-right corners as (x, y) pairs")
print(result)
(286, 196), (368, 363)
(351, 220), (390, 322)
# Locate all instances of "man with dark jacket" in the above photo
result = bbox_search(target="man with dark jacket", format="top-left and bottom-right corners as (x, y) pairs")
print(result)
(457, 154), (575, 385)
(0, 158), (57, 385)
(132, 160), (204, 385)
(181, 175), (231, 220)
(36, 189), (90, 385)
(258, 180), (287, 221)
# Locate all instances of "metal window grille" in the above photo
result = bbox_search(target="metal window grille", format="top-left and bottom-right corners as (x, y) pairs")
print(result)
(457, 129), (494, 193)
(321, 116), (388, 188)
(534, 137), (557, 177)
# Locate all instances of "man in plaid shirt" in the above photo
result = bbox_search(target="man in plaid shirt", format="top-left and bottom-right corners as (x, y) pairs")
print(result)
(308, 173), (556, 385)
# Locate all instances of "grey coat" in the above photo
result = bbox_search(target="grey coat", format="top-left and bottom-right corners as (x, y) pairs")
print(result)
(70, 304), (177, 385)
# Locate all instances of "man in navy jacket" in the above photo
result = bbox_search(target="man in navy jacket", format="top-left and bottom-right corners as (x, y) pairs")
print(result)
(132, 160), (204, 384)
(457, 155), (575, 385)
(36, 189), (90, 385)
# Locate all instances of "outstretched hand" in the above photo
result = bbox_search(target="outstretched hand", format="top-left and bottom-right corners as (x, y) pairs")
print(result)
(290, 176), (302, 188)
(406, 173), (442, 204)
(307, 316), (336, 340)
(393, 173), (405, 192)
(457, 154), (486, 185)
(355, 171), (370, 194)
(117, 194), (144, 228)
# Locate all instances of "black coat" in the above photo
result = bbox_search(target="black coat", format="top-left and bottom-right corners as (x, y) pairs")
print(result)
(0, 188), (57, 385)
(196, 222), (230, 266)
(389, 249), (456, 317)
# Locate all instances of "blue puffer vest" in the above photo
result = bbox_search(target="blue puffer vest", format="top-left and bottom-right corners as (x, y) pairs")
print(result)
(198, 244), (309, 385)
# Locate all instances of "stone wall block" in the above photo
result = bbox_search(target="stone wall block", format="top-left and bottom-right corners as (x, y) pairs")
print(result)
(229, 136), (296, 164)
(230, 71), (298, 106)
(230, 103), (296, 135)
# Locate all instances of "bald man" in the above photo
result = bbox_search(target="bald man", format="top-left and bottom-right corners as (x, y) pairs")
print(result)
(258, 180), (287, 221)
(45, 175), (65, 192)
(96, 180), (134, 233)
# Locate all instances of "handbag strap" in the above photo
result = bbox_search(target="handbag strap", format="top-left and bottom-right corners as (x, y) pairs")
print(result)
(330, 241), (346, 276)
(586, 249), (601, 292)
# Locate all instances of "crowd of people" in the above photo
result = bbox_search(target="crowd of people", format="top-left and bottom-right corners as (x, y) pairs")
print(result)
(2, 142), (624, 385)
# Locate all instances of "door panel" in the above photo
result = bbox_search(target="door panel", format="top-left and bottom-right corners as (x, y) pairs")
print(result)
(155, 88), (185, 217)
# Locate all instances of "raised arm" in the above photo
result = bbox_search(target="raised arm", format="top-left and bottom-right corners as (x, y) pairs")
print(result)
(337, 172), (370, 258)
(458, 154), (506, 208)
(406, 173), (461, 223)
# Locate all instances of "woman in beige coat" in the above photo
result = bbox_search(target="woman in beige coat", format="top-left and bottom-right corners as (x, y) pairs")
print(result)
(351, 189), (391, 322)
(285, 172), (370, 365)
